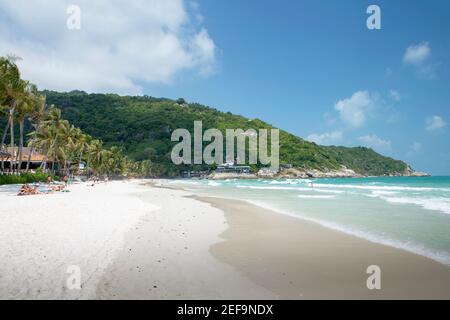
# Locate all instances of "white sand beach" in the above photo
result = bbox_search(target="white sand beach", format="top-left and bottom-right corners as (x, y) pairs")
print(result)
(1, 179), (450, 299)
(0, 180), (272, 299)
(0, 181), (158, 299)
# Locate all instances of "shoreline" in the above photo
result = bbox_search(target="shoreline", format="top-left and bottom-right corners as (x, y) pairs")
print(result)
(239, 198), (450, 267)
(200, 196), (450, 299)
(96, 182), (275, 299)
(1, 179), (449, 299)
(174, 172), (432, 181)
(167, 177), (450, 267)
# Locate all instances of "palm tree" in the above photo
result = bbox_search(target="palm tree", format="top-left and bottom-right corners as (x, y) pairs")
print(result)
(0, 57), (13, 163)
(71, 131), (90, 175)
(32, 107), (67, 173)
(15, 82), (39, 172)
(25, 93), (46, 172)
(30, 106), (127, 178)
(85, 140), (126, 177)
(0, 104), (9, 170)
(88, 139), (104, 175)
(0, 57), (26, 172)
(60, 124), (83, 175)
(104, 146), (126, 177)
(0, 58), (15, 170)
(1, 56), (137, 179)
(139, 159), (153, 177)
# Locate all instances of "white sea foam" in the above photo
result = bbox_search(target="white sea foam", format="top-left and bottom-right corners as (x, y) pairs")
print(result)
(362, 189), (450, 215)
(371, 190), (399, 196)
(237, 185), (295, 190)
(236, 185), (344, 195)
(315, 184), (450, 192)
(313, 188), (345, 194)
(296, 187), (345, 194)
(297, 195), (335, 199)
(365, 190), (399, 198)
(380, 196), (450, 215)
(269, 179), (312, 185)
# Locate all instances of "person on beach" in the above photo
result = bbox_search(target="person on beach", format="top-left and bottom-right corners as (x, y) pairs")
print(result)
(49, 183), (67, 192)
(18, 184), (41, 196)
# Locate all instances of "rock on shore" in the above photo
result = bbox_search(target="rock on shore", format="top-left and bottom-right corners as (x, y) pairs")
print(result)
(277, 167), (361, 179)
(206, 165), (430, 180)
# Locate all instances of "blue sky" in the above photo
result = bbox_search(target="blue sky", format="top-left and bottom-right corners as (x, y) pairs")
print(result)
(1, 0), (449, 174)
(154, 0), (450, 175)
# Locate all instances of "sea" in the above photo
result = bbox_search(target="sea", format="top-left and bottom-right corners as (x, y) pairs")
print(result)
(170, 176), (450, 266)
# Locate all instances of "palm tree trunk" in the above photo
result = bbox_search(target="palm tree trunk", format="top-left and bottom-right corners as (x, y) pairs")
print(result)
(17, 119), (24, 172)
(26, 146), (34, 172)
(9, 102), (16, 172)
(0, 120), (10, 170)
(42, 137), (57, 174)
(41, 154), (48, 172)
(87, 151), (91, 178)
(26, 118), (41, 172)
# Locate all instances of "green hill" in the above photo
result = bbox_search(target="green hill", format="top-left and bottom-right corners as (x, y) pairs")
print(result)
(43, 90), (410, 177)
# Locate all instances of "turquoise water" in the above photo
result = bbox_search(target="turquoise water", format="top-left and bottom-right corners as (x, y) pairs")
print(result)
(171, 176), (450, 265)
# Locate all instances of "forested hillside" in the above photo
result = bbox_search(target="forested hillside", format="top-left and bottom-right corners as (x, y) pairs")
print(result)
(41, 90), (409, 177)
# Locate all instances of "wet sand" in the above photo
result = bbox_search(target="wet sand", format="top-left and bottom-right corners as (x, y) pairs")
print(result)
(203, 196), (450, 299)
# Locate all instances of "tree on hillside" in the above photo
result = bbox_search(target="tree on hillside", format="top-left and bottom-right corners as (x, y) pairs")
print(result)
(176, 98), (186, 105)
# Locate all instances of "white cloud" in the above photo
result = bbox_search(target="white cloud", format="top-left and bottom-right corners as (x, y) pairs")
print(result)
(389, 89), (401, 101)
(410, 142), (422, 153)
(0, 0), (217, 95)
(358, 134), (391, 151)
(426, 115), (446, 131)
(306, 131), (344, 146)
(403, 42), (436, 78)
(190, 1), (204, 23)
(192, 29), (216, 75)
(403, 42), (431, 66)
(334, 91), (375, 128)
